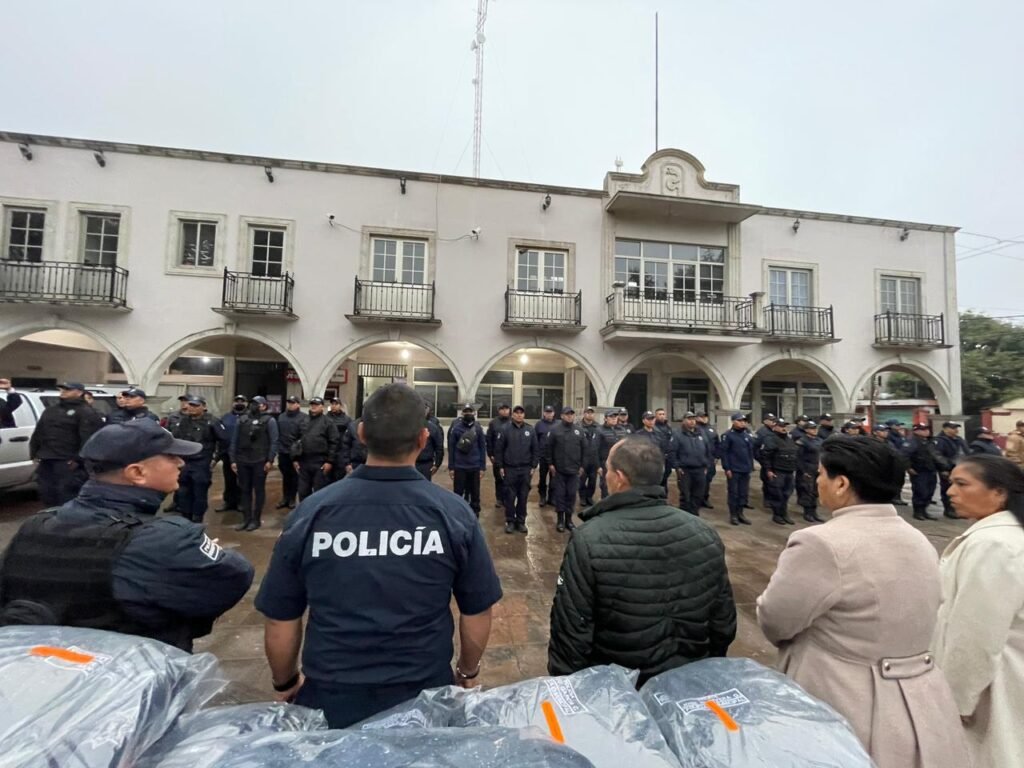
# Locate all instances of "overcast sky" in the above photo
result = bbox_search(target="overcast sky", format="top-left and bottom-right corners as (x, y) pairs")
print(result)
(3, 0), (1021, 316)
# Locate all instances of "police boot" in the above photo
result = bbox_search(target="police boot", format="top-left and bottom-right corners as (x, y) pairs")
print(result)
(781, 512), (795, 525)
(803, 508), (824, 524)
(565, 512), (576, 532)
(912, 507), (931, 521)
(771, 513), (788, 526)
(735, 510), (752, 525)
(943, 506), (961, 520)
(729, 509), (740, 526)
(555, 510), (566, 533)
(246, 509), (262, 532)
(234, 510), (251, 531)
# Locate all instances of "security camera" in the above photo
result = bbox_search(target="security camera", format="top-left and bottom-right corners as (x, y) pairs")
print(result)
(471, 227), (482, 238)
(327, 214), (335, 227)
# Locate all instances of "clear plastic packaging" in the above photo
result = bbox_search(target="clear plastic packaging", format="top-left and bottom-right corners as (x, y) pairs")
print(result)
(136, 703), (327, 767)
(639, 657), (875, 768)
(0, 626), (222, 768)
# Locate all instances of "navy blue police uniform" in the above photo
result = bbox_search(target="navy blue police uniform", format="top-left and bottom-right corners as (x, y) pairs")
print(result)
(218, 397), (248, 511)
(673, 423), (709, 516)
(255, 464), (502, 729)
(493, 410), (538, 528)
(229, 398), (280, 531)
(416, 415), (446, 481)
(936, 424), (970, 518)
(293, 399), (341, 500)
(545, 409), (586, 531)
(970, 433), (1002, 456)
(28, 383), (104, 507)
(448, 409), (487, 515)
(276, 398), (309, 508)
(486, 410), (511, 504)
(170, 398), (229, 523)
(762, 426), (799, 525)
(579, 411), (601, 506)
(795, 427), (824, 522)
(721, 415), (755, 525)
(695, 414), (719, 508)
(534, 410), (558, 506)
(340, 418), (368, 474)
(596, 411), (622, 499)
(903, 426), (942, 520)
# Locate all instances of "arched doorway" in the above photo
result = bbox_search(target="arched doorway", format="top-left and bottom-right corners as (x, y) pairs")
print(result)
(0, 321), (138, 389)
(608, 351), (730, 427)
(735, 355), (848, 423)
(852, 359), (955, 424)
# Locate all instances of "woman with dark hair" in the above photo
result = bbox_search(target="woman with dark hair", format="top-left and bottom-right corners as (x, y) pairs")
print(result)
(757, 436), (969, 768)
(932, 454), (1024, 767)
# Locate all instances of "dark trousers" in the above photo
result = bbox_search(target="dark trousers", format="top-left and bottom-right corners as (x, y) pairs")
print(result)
(178, 462), (212, 523)
(581, 464), (598, 505)
(911, 471), (938, 511)
(453, 468), (481, 514)
(491, 463), (504, 502)
(537, 459), (553, 503)
(298, 457), (331, 500)
(677, 467), (708, 515)
(599, 469), (609, 499)
(661, 465), (672, 493)
(278, 453), (299, 504)
(221, 459), (240, 508)
(236, 462), (267, 525)
(553, 472), (579, 525)
(759, 464), (769, 498)
(796, 470), (819, 512)
(331, 464), (347, 484)
(939, 474), (954, 514)
(727, 471), (751, 513)
(295, 670), (452, 730)
(36, 459), (86, 507)
(416, 461), (436, 481)
(503, 467), (532, 523)
(767, 471), (796, 516)
(704, 462), (717, 504)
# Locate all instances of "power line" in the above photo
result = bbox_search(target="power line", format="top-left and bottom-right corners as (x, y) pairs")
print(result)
(956, 238), (1024, 262)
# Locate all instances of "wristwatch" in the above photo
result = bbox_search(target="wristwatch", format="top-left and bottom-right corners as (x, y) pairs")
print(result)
(273, 672), (300, 692)
(455, 662), (481, 680)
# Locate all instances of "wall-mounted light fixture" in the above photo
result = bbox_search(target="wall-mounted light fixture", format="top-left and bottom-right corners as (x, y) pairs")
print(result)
(264, 166), (275, 183)
(899, 227), (910, 241)
(18, 143), (32, 161)
(542, 194), (551, 211)
(400, 176), (407, 194)
(93, 151), (106, 167)
(792, 219), (800, 233)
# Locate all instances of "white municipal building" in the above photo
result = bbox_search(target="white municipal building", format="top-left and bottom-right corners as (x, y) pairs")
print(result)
(0, 132), (963, 426)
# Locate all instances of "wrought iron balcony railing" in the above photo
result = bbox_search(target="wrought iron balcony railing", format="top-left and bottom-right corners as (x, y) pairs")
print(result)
(0, 260), (128, 307)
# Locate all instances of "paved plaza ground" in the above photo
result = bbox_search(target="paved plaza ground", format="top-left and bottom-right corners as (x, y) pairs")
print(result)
(0, 466), (969, 702)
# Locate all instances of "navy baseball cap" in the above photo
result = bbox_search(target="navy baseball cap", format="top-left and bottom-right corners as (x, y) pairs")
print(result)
(943, 421), (962, 429)
(498, 402), (511, 410)
(233, 394), (247, 402)
(805, 420), (818, 428)
(251, 396), (268, 406)
(819, 413), (834, 421)
(543, 405), (555, 413)
(696, 411), (708, 418)
(885, 418), (904, 427)
(58, 382), (86, 391)
(872, 423), (890, 433)
(642, 411), (655, 419)
(731, 412), (747, 421)
(682, 411), (696, 419)
(81, 420), (201, 466)
(512, 404), (525, 413)
(121, 387), (147, 399)
(763, 413), (777, 422)
(913, 422), (930, 431)
(605, 409), (619, 418)
(309, 397), (325, 405)
(562, 406), (575, 415)
(176, 394), (190, 402)
(185, 395), (206, 406)
(286, 395), (301, 404)
(978, 427), (993, 434)
(584, 406), (594, 413)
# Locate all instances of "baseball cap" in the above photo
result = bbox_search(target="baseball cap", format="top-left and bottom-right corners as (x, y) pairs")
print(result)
(176, 394), (190, 402)
(251, 396), (268, 406)
(512, 405), (525, 413)
(562, 406), (575, 415)
(805, 420), (818, 428)
(605, 409), (619, 418)
(498, 402), (511, 410)
(543, 405), (555, 413)
(121, 387), (147, 399)
(843, 420), (861, 430)
(233, 395), (247, 402)
(286, 395), (301, 404)
(884, 419), (904, 427)
(913, 422), (930, 430)
(309, 397), (324, 405)
(696, 411), (708, 418)
(776, 419), (791, 427)
(872, 423), (890, 432)
(796, 414), (809, 422)
(819, 413), (833, 421)
(584, 406), (594, 413)
(943, 421), (962, 429)
(461, 403), (476, 412)
(731, 412), (747, 421)
(977, 427), (993, 435)
(185, 395), (206, 406)
(82, 420), (201, 466)
(682, 411), (696, 419)
(642, 411), (655, 420)
(58, 381), (86, 391)
(763, 413), (777, 422)
(330, 397), (341, 404)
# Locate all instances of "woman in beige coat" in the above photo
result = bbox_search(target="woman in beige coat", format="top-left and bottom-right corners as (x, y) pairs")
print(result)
(757, 436), (970, 768)
(933, 454), (1024, 767)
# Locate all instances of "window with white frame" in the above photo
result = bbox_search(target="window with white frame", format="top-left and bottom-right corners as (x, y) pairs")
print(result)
(880, 275), (920, 314)
(80, 213), (121, 266)
(3, 208), (45, 262)
(615, 239), (725, 302)
(250, 226), (285, 277)
(769, 267), (812, 306)
(372, 237), (427, 284)
(179, 220), (217, 267)
(516, 249), (566, 293)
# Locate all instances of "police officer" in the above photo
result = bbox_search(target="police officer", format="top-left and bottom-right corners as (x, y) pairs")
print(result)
(673, 412), (709, 516)
(494, 404), (538, 533)
(448, 404), (486, 516)
(545, 406), (585, 532)
(534, 405), (557, 507)
(816, 413), (835, 440)
(885, 420), (910, 506)
(840, 420), (863, 437)
(871, 422), (891, 441)
(903, 422), (941, 521)
(721, 413), (754, 526)
(163, 394), (190, 431)
(216, 395), (248, 513)
(170, 395), (228, 523)
(637, 410), (674, 490)
(486, 403), (511, 509)
(328, 399), (352, 482)
(276, 396), (308, 509)
(107, 387), (160, 425)
(695, 412), (719, 509)
(292, 397), (340, 500)
(970, 427), (1002, 455)
(416, 403), (446, 481)
(229, 395), (279, 532)
(255, 384), (502, 728)
(596, 409), (621, 499)
(0, 419), (254, 651)
(0, 378), (23, 429)
(653, 408), (676, 489)
(795, 421), (824, 523)
(340, 417), (368, 479)
(617, 408), (635, 434)
(762, 420), (798, 525)
(790, 415), (810, 441)
(936, 420), (969, 519)
(29, 381), (104, 506)
(578, 407), (600, 506)
(753, 413), (778, 503)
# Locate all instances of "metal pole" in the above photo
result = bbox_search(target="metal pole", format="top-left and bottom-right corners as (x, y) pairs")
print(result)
(654, 12), (659, 152)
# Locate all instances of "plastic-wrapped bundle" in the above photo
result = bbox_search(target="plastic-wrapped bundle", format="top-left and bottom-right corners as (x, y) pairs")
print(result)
(639, 657), (875, 768)
(0, 625), (222, 768)
(136, 703), (328, 768)
(176, 726), (596, 767)
(357, 685), (467, 729)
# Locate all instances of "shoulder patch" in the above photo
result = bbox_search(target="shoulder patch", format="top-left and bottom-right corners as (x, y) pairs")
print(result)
(199, 533), (223, 561)
(66, 409), (75, 417)
(525, 430), (530, 436)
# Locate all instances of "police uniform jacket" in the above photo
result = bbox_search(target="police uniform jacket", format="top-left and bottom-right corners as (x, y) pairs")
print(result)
(417, 417), (445, 468)
(817, 424), (834, 440)
(796, 435), (823, 474)
(721, 428), (755, 473)
(485, 416), (510, 457)
(296, 412), (341, 463)
(903, 437), (941, 472)
(635, 427), (674, 467)
(969, 439), (1002, 456)
(493, 420), (538, 469)
(164, 410), (187, 432)
(328, 411), (352, 432)
(106, 406), (159, 425)
(674, 428), (710, 470)
(230, 412), (279, 465)
(448, 418), (486, 471)
(254, 465), (503, 686)
(579, 420), (600, 467)
(171, 413), (228, 463)
(597, 424), (620, 465)
(762, 432), (799, 473)
(534, 418), (557, 452)
(341, 419), (368, 467)
(28, 396), (104, 461)
(545, 421), (585, 474)
(936, 434), (969, 469)
(277, 410), (309, 453)
(697, 423), (720, 459)
(753, 424), (775, 463)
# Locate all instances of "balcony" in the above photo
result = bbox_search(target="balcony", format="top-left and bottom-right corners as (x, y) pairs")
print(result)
(874, 311), (948, 348)
(763, 304), (837, 343)
(348, 277), (439, 325)
(502, 287), (583, 332)
(0, 260), (129, 309)
(602, 290), (761, 345)
(213, 268), (297, 319)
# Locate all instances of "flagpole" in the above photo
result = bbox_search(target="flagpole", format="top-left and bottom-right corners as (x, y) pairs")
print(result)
(655, 12), (660, 152)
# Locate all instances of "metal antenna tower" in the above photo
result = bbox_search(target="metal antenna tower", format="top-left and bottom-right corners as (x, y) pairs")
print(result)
(471, 0), (490, 178)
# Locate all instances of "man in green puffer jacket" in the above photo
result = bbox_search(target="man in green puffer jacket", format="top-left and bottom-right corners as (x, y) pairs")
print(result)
(548, 436), (736, 685)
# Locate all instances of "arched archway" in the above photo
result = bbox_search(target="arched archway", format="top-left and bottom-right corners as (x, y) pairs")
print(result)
(852, 357), (955, 415)
(0, 318), (139, 386)
(607, 349), (732, 414)
(466, 339), (608, 406)
(733, 351), (851, 418)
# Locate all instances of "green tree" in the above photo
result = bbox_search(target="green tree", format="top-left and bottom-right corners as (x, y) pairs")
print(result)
(959, 312), (1024, 414)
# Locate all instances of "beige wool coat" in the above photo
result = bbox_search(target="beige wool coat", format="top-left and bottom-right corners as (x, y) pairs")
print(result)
(933, 511), (1024, 768)
(756, 504), (971, 768)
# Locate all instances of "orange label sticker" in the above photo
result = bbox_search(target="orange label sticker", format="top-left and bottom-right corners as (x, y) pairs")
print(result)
(541, 700), (566, 744)
(705, 700), (740, 732)
(30, 646), (95, 665)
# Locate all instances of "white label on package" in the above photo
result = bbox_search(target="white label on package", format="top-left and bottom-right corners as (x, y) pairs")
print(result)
(676, 688), (750, 715)
(544, 678), (589, 716)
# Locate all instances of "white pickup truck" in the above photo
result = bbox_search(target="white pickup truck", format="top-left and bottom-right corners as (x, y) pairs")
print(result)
(0, 389), (118, 495)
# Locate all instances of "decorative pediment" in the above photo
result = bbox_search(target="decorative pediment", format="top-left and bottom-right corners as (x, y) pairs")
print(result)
(605, 149), (739, 203)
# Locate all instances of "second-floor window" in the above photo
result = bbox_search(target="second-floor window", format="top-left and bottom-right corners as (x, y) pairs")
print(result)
(769, 267), (812, 306)
(516, 249), (566, 293)
(179, 220), (217, 267)
(250, 226), (285, 277)
(615, 239), (725, 302)
(372, 237), (427, 284)
(3, 208), (45, 262)
(81, 213), (120, 266)
(880, 275), (920, 314)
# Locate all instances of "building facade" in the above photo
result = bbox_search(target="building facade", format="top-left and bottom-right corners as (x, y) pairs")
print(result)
(0, 132), (962, 426)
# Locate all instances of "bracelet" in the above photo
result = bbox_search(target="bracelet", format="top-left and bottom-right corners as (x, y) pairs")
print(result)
(456, 662), (481, 680)
(272, 672), (300, 692)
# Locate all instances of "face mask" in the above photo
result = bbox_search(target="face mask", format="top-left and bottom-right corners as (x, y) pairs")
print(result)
(233, 403), (246, 412)
(249, 403), (261, 415)
(463, 414), (475, 424)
